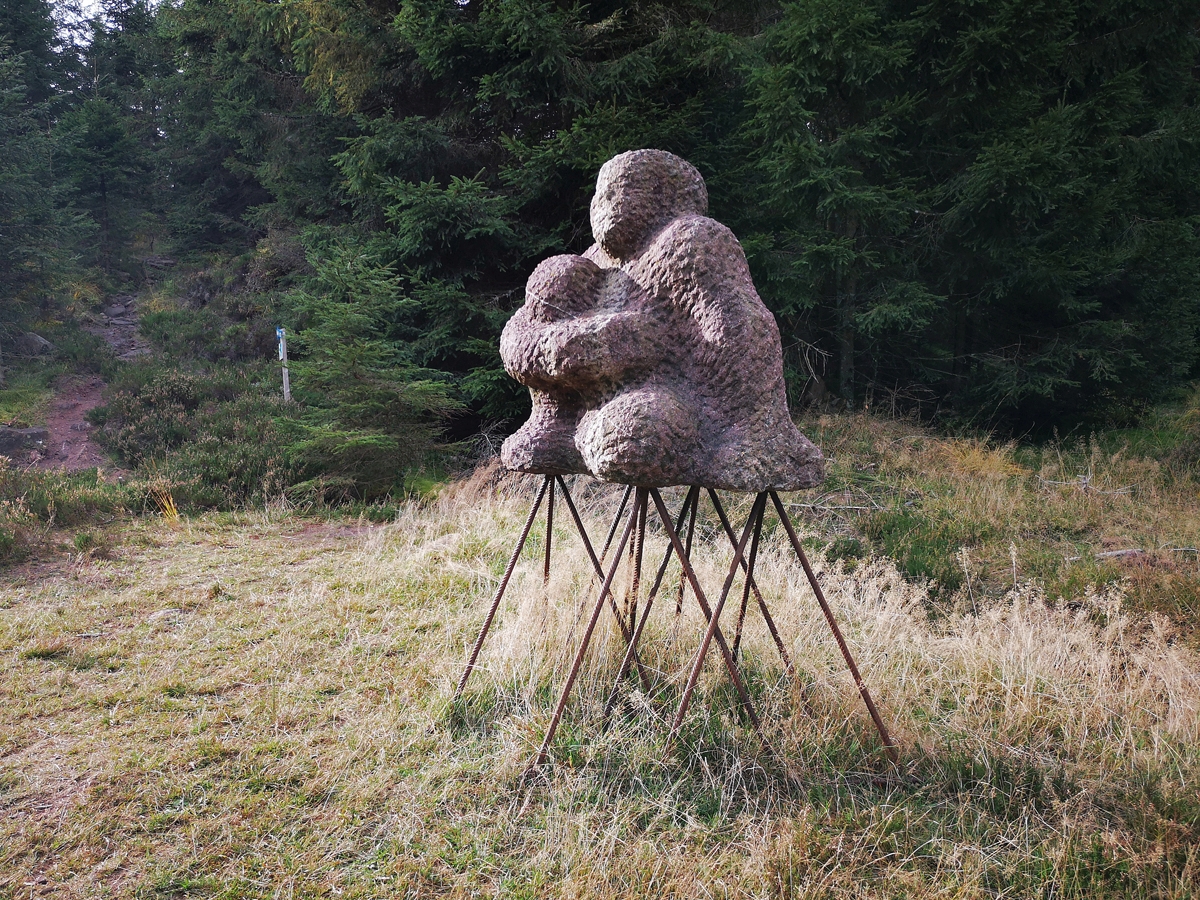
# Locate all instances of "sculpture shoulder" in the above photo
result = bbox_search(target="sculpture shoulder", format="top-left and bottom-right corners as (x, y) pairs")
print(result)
(657, 214), (741, 245)
(631, 214), (775, 345)
(641, 215), (751, 279)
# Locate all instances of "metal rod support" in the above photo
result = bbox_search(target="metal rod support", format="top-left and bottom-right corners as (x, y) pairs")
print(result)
(528, 490), (644, 773)
(543, 476), (554, 585)
(600, 484), (633, 564)
(708, 489), (795, 675)
(455, 476), (551, 700)
(603, 486), (699, 722)
(768, 490), (898, 763)
(627, 493), (647, 627)
(731, 499), (764, 660)
(554, 476), (649, 690)
(669, 493), (766, 747)
(649, 489), (765, 751)
(677, 487), (699, 615)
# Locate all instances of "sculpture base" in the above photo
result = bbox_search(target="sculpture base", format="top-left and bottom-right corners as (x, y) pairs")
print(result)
(454, 474), (896, 776)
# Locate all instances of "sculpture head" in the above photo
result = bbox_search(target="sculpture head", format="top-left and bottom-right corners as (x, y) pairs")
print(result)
(590, 149), (709, 261)
(525, 255), (604, 323)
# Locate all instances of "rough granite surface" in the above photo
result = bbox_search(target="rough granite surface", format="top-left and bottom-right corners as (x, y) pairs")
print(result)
(500, 149), (825, 491)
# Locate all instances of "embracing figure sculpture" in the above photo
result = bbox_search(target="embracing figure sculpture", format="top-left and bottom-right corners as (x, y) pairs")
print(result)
(500, 149), (824, 492)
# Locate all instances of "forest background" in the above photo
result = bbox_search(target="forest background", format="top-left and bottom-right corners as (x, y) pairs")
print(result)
(1, 0), (1199, 505)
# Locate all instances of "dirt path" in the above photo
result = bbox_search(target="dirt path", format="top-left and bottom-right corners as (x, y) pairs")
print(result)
(34, 296), (149, 472)
(34, 377), (111, 471)
(83, 295), (151, 364)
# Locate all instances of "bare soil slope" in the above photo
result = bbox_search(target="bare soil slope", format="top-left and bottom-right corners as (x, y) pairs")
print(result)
(35, 297), (149, 472)
(34, 377), (109, 471)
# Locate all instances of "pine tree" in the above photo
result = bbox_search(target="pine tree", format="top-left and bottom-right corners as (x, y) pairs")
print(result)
(0, 45), (77, 309)
(0, 0), (64, 108)
(279, 0), (776, 424)
(744, 0), (941, 408)
(56, 97), (150, 273)
(155, 0), (351, 246)
(746, 0), (1200, 428)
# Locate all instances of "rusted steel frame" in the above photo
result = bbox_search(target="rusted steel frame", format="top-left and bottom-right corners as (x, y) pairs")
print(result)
(626, 494), (647, 627)
(676, 487), (699, 616)
(648, 489), (764, 750)
(602, 485), (700, 723)
(600, 484), (634, 564)
(731, 500), (764, 661)
(667, 492), (767, 748)
(768, 490), (898, 763)
(543, 476), (555, 585)
(707, 488), (794, 675)
(553, 475), (650, 691)
(455, 475), (551, 700)
(566, 479), (628, 651)
(528, 488), (644, 772)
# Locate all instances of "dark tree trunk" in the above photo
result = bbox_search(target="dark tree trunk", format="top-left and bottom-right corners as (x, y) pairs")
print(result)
(837, 276), (856, 407)
(836, 214), (858, 407)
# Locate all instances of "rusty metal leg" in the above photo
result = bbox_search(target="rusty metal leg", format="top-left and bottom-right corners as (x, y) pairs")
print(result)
(676, 487), (699, 616)
(603, 486), (700, 723)
(543, 476), (554, 585)
(648, 489), (765, 750)
(709, 489), (795, 676)
(731, 499), (764, 661)
(564, 480), (627, 650)
(554, 476), (649, 690)
(455, 475), (551, 700)
(527, 489), (644, 773)
(626, 494), (647, 627)
(768, 490), (898, 763)
(600, 484), (633, 564)
(668, 493), (767, 748)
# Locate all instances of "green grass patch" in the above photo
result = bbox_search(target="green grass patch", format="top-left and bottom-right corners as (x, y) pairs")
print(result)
(0, 462), (136, 565)
(0, 370), (55, 425)
(798, 405), (1200, 632)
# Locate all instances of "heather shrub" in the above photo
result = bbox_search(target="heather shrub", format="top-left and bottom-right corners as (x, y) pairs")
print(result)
(91, 362), (296, 506)
(140, 307), (275, 362)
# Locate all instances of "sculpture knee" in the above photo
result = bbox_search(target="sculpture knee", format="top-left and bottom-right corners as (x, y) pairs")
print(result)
(576, 385), (700, 485)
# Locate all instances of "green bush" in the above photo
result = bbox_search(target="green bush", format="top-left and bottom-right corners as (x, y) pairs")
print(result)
(91, 362), (298, 507)
(154, 395), (297, 508)
(91, 358), (448, 508)
(862, 505), (996, 594)
(91, 364), (250, 464)
(41, 323), (116, 376)
(140, 308), (275, 362)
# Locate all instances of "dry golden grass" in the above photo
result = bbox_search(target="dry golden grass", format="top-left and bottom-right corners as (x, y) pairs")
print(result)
(803, 413), (1200, 636)
(2, 464), (1198, 898)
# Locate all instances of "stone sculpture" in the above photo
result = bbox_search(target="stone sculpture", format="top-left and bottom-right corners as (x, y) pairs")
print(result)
(500, 149), (824, 491)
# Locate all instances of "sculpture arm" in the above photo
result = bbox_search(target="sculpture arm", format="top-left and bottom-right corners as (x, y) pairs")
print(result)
(502, 308), (661, 391)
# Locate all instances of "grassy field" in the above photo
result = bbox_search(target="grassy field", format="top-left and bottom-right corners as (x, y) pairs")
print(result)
(805, 410), (1200, 643)
(2, 448), (1198, 898)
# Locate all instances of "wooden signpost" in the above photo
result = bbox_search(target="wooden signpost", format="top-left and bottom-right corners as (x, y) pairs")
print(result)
(276, 327), (291, 402)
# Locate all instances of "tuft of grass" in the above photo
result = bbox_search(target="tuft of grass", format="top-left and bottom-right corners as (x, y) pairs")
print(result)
(150, 482), (180, 525)
(0, 370), (55, 426)
(20, 639), (72, 660)
(1, 474), (1196, 897)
